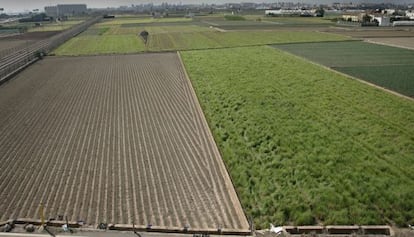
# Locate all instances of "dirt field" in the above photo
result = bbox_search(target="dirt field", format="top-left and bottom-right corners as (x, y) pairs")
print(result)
(0, 31), (61, 56)
(4, 31), (62, 40)
(0, 39), (31, 52)
(0, 53), (249, 231)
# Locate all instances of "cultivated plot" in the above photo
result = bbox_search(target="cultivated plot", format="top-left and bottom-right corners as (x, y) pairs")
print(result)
(0, 39), (31, 53)
(0, 53), (248, 231)
(273, 41), (414, 97)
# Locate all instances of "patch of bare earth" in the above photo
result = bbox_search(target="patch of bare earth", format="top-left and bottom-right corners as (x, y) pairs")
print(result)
(0, 53), (249, 231)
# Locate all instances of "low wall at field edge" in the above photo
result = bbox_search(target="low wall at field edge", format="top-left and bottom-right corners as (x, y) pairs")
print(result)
(0, 218), (252, 235)
(0, 219), (394, 236)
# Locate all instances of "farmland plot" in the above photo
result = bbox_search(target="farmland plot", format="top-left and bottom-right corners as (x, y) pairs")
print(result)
(181, 46), (414, 228)
(0, 53), (248, 231)
(54, 28), (349, 56)
(273, 41), (414, 97)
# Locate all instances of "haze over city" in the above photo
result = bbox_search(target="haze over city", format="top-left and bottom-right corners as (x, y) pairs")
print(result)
(1, 0), (413, 13)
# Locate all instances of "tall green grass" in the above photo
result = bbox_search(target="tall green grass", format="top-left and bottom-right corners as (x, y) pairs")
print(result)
(181, 46), (414, 228)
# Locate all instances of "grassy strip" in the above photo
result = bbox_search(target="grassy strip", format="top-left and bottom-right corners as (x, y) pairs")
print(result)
(181, 46), (414, 228)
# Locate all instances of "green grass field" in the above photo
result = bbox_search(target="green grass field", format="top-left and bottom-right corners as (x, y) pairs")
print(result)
(53, 35), (145, 55)
(181, 46), (414, 228)
(149, 31), (348, 50)
(103, 25), (213, 35)
(273, 41), (414, 97)
(97, 17), (192, 26)
(54, 27), (349, 55)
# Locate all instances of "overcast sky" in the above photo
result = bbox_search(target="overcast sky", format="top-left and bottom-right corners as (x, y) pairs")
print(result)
(0, 0), (412, 13)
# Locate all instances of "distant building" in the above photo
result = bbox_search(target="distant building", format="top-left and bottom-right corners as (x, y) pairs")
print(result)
(44, 6), (58, 17)
(406, 10), (414, 19)
(45, 4), (87, 17)
(342, 14), (361, 22)
(265, 9), (312, 16)
(372, 15), (391, 26)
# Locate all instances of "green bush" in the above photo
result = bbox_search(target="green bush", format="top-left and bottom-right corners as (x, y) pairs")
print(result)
(224, 15), (246, 21)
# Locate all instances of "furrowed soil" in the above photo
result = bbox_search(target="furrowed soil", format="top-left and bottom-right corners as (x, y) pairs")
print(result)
(0, 53), (249, 231)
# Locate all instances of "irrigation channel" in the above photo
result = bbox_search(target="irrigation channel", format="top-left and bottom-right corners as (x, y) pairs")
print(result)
(0, 16), (101, 85)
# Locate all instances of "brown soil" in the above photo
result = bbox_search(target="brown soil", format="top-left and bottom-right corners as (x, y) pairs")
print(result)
(0, 53), (249, 231)
(2, 31), (61, 40)
(0, 40), (33, 53)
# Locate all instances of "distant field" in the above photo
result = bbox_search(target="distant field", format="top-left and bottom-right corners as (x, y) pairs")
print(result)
(261, 16), (335, 25)
(104, 25), (213, 35)
(54, 28), (349, 55)
(199, 15), (335, 30)
(0, 40), (30, 53)
(28, 20), (83, 32)
(148, 31), (348, 50)
(53, 35), (146, 55)
(273, 41), (414, 97)
(326, 28), (414, 38)
(97, 17), (192, 26)
(181, 46), (414, 228)
(366, 37), (414, 50)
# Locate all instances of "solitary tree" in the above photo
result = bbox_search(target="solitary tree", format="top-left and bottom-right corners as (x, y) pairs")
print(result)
(315, 7), (325, 17)
(140, 30), (149, 45)
(362, 14), (372, 23)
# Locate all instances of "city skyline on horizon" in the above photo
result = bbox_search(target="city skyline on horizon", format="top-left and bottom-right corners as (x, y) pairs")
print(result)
(1, 0), (413, 13)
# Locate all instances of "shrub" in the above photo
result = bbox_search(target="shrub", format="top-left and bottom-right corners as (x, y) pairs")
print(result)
(224, 15), (246, 21)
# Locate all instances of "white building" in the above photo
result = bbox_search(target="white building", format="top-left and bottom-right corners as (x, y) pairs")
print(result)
(406, 10), (414, 20)
(265, 9), (312, 16)
(373, 15), (391, 26)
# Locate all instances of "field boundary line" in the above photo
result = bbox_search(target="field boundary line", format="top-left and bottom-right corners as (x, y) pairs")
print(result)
(176, 51), (250, 232)
(268, 45), (414, 102)
(364, 39), (414, 51)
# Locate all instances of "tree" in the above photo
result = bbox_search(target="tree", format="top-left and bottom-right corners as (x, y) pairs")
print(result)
(362, 14), (372, 23)
(315, 7), (325, 17)
(139, 30), (149, 45)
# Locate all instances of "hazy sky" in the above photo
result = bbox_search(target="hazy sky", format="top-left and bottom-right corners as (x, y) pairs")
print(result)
(0, 0), (411, 13)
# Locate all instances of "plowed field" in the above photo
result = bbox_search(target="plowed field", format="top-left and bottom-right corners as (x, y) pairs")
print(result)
(0, 53), (248, 231)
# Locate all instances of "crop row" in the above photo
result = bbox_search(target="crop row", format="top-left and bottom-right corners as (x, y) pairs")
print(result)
(0, 53), (248, 230)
